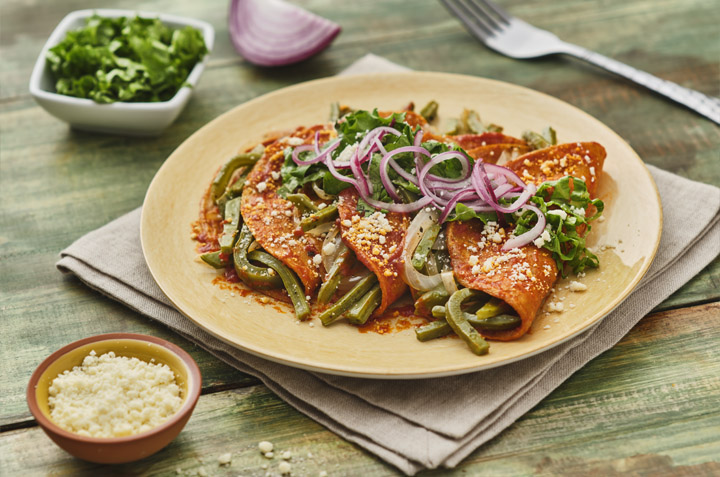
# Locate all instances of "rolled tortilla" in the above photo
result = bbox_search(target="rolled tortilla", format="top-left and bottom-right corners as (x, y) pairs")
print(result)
(241, 125), (335, 296)
(336, 190), (409, 315)
(446, 142), (606, 340)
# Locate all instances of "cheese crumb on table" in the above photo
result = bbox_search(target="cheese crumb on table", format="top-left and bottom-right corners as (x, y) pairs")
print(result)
(278, 461), (292, 474)
(217, 452), (232, 466)
(47, 350), (183, 438)
(258, 441), (274, 453)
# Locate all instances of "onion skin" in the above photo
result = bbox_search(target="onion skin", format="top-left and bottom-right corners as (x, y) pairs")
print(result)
(229, 0), (341, 67)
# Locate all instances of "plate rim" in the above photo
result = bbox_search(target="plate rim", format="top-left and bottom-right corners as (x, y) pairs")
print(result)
(141, 71), (663, 379)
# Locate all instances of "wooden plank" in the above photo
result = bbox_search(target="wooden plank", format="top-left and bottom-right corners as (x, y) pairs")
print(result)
(1, 303), (718, 475)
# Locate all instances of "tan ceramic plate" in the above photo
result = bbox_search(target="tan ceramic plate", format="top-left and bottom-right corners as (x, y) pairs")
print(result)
(141, 72), (662, 379)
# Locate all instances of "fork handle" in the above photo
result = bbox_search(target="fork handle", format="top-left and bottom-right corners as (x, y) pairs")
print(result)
(561, 43), (720, 125)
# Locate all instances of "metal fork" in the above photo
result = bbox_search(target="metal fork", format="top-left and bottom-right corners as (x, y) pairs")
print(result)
(441, 0), (720, 125)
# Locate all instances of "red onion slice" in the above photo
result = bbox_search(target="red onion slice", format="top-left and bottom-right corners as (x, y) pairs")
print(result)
(325, 151), (360, 188)
(229, 0), (341, 67)
(292, 137), (341, 166)
(357, 126), (400, 162)
(379, 146), (431, 200)
(502, 204), (546, 250)
(438, 188), (477, 223)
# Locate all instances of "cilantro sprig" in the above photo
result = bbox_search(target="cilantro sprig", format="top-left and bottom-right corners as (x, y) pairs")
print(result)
(46, 14), (208, 103)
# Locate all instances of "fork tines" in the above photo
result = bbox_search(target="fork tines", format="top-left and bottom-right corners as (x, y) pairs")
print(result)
(441, 0), (511, 39)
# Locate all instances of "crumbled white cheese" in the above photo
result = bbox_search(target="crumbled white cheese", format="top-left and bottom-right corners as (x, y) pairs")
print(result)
(271, 171), (281, 181)
(312, 254), (323, 265)
(322, 242), (337, 257)
(286, 137), (304, 146)
(259, 441), (274, 453)
(256, 181), (267, 192)
(281, 451), (292, 460)
(533, 229), (552, 248)
(337, 143), (358, 163)
(217, 453), (232, 466)
(279, 461), (292, 474)
(47, 350), (182, 438)
(568, 281), (588, 292)
(547, 209), (568, 220)
(569, 206), (585, 217)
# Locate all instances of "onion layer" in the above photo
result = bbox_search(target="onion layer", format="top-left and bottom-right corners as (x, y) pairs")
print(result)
(401, 208), (443, 291)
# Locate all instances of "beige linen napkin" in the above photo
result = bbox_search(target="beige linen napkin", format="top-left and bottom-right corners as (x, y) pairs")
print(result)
(57, 55), (720, 475)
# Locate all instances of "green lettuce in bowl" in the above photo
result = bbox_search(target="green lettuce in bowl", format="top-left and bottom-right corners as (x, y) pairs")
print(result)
(29, 9), (214, 136)
(46, 14), (208, 104)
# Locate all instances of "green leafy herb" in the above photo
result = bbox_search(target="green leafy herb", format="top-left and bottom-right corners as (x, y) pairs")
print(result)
(514, 176), (603, 276)
(449, 203), (497, 223)
(277, 147), (328, 198)
(46, 14), (208, 103)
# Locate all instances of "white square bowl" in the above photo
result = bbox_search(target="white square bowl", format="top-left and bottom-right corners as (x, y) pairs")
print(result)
(29, 9), (214, 136)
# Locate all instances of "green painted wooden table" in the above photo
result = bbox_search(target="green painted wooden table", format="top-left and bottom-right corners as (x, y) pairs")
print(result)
(1, 0), (718, 475)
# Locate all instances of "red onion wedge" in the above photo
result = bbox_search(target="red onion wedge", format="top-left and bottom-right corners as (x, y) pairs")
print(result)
(229, 0), (341, 67)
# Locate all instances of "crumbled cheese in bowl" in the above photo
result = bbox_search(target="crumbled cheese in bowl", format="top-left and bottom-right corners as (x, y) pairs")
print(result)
(47, 350), (184, 438)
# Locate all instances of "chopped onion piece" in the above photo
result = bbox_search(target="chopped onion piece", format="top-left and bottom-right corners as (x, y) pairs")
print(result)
(321, 224), (341, 271)
(312, 181), (334, 200)
(441, 271), (458, 295)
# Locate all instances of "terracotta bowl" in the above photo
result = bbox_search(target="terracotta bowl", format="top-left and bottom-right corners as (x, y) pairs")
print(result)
(27, 333), (202, 464)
